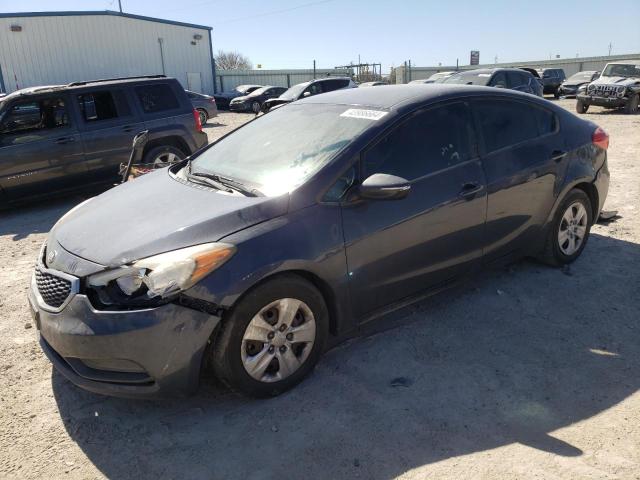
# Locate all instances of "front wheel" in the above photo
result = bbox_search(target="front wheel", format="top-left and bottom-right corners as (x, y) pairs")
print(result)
(624, 94), (639, 114)
(576, 99), (589, 114)
(251, 101), (261, 114)
(211, 275), (329, 397)
(537, 189), (593, 266)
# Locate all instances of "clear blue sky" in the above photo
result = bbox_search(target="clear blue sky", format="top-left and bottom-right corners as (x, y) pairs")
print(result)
(2, 0), (639, 71)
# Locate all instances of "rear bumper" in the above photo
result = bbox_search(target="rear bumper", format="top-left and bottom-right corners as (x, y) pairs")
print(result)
(594, 157), (610, 219)
(29, 284), (220, 398)
(578, 94), (627, 108)
(194, 131), (208, 150)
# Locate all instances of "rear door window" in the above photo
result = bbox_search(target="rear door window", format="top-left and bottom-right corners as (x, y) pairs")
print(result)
(135, 84), (179, 113)
(474, 99), (540, 153)
(363, 102), (474, 181)
(77, 90), (130, 122)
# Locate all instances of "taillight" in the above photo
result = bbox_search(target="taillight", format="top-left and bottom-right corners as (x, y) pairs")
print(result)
(192, 108), (202, 132)
(592, 126), (609, 150)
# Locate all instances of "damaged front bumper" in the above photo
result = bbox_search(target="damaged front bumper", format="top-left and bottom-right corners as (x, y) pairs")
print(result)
(29, 281), (221, 398)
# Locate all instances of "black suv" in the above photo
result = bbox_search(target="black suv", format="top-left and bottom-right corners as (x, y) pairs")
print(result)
(0, 76), (207, 204)
(442, 68), (543, 97)
(537, 68), (566, 97)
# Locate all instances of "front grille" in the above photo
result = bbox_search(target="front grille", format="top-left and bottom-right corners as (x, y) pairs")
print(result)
(589, 84), (623, 97)
(35, 267), (72, 308)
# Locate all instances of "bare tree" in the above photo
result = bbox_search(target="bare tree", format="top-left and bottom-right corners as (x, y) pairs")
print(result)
(215, 50), (253, 70)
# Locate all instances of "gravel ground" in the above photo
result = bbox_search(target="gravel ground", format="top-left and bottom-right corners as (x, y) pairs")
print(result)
(1, 103), (639, 480)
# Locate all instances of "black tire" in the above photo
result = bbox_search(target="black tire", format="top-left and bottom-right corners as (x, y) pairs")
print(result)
(537, 189), (593, 267)
(197, 109), (208, 125)
(211, 274), (329, 397)
(576, 99), (589, 114)
(142, 145), (186, 167)
(553, 88), (560, 99)
(624, 94), (639, 114)
(251, 101), (261, 114)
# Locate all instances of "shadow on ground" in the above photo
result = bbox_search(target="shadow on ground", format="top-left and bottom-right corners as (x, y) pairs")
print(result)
(50, 232), (640, 479)
(0, 193), (98, 241)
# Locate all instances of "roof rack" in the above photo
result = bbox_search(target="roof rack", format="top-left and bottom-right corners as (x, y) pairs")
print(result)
(66, 75), (167, 87)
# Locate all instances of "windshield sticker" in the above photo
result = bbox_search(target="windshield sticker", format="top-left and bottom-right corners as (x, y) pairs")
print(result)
(340, 109), (388, 121)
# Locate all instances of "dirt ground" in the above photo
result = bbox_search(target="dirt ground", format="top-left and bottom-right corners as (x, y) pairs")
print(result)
(1, 102), (639, 480)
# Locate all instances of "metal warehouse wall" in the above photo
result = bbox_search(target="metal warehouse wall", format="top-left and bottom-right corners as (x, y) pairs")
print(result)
(216, 68), (353, 92)
(0, 13), (214, 94)
(396, 53), (640, 83)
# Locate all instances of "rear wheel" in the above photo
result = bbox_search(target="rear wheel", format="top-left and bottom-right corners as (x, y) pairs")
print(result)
(251, 101), (261, 114)
(537, 189), (593, 266)
(142, 145), (186, 167)
(197, 109), (208, 125)
(211, 275), (329, 397)
(576, 99), (589, 114)
(624, 94), (639, 114)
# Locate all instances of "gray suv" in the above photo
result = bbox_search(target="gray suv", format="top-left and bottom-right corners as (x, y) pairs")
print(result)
(0, 75), (208, 204)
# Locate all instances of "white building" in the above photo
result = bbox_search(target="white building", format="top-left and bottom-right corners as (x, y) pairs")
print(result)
(0, 11), (215, 95)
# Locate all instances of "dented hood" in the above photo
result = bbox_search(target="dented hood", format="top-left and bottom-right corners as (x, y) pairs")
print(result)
(590, 76), (640, 87)
(49, 169), (289, 267)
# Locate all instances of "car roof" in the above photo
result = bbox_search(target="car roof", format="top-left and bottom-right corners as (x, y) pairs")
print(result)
(297, 83), (546, 110)
(606, 60), (640, 66)
(3, 76), (178, 100)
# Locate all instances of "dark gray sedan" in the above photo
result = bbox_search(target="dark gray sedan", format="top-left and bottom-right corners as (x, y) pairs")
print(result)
(186, 90), (218, 125)
(30, 85), (609, 398)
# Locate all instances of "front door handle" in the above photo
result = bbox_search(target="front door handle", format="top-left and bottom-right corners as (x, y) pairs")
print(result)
(551, 150), (567, 162)
(55, 136), (76, 144)
(459, 182), (483, 199)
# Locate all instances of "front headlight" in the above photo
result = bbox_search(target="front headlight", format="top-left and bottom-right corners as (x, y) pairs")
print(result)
(87, 243), (236, 304)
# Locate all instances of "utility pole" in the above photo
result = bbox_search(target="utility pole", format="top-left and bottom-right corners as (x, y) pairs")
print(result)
(608, 42), (613, 56)
(313, 59), (316, 79)
(118, 0), (123, 13)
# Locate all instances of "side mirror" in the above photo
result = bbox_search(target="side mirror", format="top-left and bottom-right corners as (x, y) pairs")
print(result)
(357, 173), (411, 200)
(302, 91), (311, 97)
(493, 84), (506, 89)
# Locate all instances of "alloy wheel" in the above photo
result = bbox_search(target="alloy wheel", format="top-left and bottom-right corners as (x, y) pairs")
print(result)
(558, 202), (588, 255)
(151, 151), (179, 167)
(241, 298), (316, 383)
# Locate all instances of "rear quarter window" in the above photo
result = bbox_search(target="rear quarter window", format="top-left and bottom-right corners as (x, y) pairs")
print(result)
(135, 84), (179, 113)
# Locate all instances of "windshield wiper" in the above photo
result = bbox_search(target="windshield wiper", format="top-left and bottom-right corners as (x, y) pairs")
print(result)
(190, 171), (261, 197)
(186, 171), (234, 193)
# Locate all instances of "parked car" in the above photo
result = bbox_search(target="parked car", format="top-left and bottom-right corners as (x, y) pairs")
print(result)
(577, 61), (640, 114)
(0, 75), (207, 205)
(359, 81), (388, 87)
(30, 85), (609, 399)
(186, 90), (217, 125)
(557, 71), (600, 98)
(229, 86), (288, 113)
(536, 68), (566, 97)
(213, 85), (263, 110)
(442, 68), (543, 96)
(262, 77), (357, 112)
(410, 71), (456, 84)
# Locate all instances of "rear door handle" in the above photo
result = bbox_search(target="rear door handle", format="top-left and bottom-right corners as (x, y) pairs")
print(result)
(122, 125), (136, 133)
(551, 150), (567, 162)
(55, 136), (76, 144)
(459, 182), (483, 199)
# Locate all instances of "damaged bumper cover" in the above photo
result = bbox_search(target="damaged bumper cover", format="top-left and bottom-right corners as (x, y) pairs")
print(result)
(29, 284), (221, 398)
